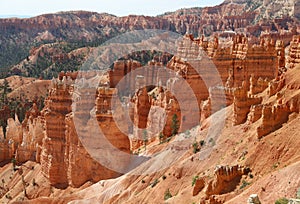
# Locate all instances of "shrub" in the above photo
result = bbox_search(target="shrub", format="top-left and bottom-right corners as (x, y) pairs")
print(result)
(240, 180), (251, 189)
(208, 138), (216, 146)
(192, 140), (200, 153)
(185, 130), (190, 137)
(275, 198), (289, 204)
(11, 158), (17, 171)
(199, 140), (205, 147)
(5, 193), (12, 199)
(164, 188), (172, 200)
(162, 175), (167, 180)
(141, 179), (145, 184)
(171, 114), (179, 136)
(32, 178), (37, 186)
(192, 175), (199, 186)
(159, 132), (164, 144)
(150, 179), (159, 188)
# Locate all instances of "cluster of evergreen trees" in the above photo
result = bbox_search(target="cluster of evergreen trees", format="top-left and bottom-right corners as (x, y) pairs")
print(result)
(0, 79), (45, 139)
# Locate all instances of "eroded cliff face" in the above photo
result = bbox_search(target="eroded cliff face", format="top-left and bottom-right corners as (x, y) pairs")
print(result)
(205, 165), (250, 197)
(0, 104), (44, 165)
(256, 68), (300, 138)
(111, 33), (284, 150)
(39, 74), (131, 188)
(0, 71), (132, 190)
(287, 35), (300, 69)
(230, 63), (300, 139)
(40, 76), (73, 188)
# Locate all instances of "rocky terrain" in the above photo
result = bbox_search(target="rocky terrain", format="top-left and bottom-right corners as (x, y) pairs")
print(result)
(0, 0), (299, 78)
(0, 0), (300, 203)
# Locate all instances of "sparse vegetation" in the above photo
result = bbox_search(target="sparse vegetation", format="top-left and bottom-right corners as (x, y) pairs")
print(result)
(192, 175), (199, 186)
(273, 162), (280, 169)
(297, 187), (300, 199)
(185, 130), (190, 137)
(164, 188), (172, 200)
(199, 140), (205, 147)
(171, 114), (179, 136)
(150, 179), (159, 188)
(11, 158), (17, 171)
(32, 178), (38, 187)
(208, 138), (216, 146)
(21, 175), (27, 197)
(5, 193), (12, 200)
(159, 132), (164, 144)
(192, 140), (200, 154)
(240, 180), (251, 189)
(275, 197), (289, 204)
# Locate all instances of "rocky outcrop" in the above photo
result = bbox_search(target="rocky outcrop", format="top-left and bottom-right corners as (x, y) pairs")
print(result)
(193, 177), (206, 196)
(233, 82), (262, 125)
(65, 112), (122, 188)
(287, 35), (300, 69)
(15, 104), (44, 163)
(147, 87), (181, 139)
(0, 104), (44, 164)
(275, 40), (286, 72)
(267, 75), (286, 97)
(40, 76), (73, 188)
(247, 194), (261, 204)
(174, 33), (278, 91)
(247, 104), (263, 123)
(95, 87), (131, 154)
(109, 60), (142, 90)
(249, 75), (269, 95)
(39, 73), (131, 188)
(256, 68), (300, 138)
(131, 86), (152, 150)
(257, 104), (290, 138)
(205, 165), (250, 197)
(0, 135), (15, 163)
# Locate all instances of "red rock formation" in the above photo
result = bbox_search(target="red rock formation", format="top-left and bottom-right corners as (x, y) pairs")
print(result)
(15, 104), (44, 163)
(257, 104), (290, 139)
(205, 165), (250, 197)
(95, 87), (131, 153)
(287, 35), (300, 69)
(38, 73), (131, 188)
(275, 40), (286, 71)
(131, 86), (151, 150)
(193, 177), (206, 196)
(256, 68), (300, 138)
(40, 76), (73, 188)
(176, 34), (279, 89)
(267, 75), (286, 97)
(233, 82), (262, 125)
(0, 104), (44, 164)
(247, 104), (263, 123)
(249, 75), (269, 95)
(148, 87), (181, 139)
(109, 60), (142, 89)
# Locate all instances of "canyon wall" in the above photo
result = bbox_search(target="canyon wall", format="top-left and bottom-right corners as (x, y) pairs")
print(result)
(39, 74), (131, 188)
(109, 33), (282, 149)
(40, 76), (73, 188)
(287, 35), (300, 68)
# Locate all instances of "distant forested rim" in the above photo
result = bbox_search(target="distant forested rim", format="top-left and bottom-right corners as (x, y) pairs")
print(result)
(0, 0), (298, 78)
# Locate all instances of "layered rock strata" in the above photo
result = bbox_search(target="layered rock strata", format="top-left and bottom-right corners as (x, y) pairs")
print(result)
(205, 165), (250, 197)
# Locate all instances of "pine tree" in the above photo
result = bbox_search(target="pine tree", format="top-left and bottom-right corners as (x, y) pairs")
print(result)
(171, 114), (179, 136)
(159, 132), (164, 144)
